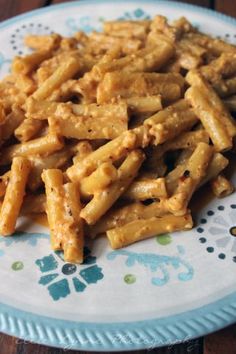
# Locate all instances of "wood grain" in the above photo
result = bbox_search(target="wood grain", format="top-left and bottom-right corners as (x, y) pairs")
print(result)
(0, 0), (47, 21)
(205, 324), (236, 354)
(0, 333), (203, 354)
(215, 0), (236, 18)
(173, 0), (212, 7)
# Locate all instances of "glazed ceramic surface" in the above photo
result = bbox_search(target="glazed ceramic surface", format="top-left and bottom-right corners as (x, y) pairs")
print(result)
(0, 1), (236, 351)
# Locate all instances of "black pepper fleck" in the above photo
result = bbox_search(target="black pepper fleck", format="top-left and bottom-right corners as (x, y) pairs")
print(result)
(183, 170), (190, 178)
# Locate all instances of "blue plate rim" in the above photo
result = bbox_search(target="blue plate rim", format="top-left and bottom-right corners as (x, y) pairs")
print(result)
(1, 0), (236, 29)
(0, 0), (236, 351)
(1, 291), (236, 351)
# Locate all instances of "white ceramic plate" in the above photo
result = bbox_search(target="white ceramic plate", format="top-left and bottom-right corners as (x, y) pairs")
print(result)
(0, 0), (236, 351)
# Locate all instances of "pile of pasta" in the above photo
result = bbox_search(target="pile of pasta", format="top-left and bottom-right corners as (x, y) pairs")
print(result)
(0, 15), (235, 264)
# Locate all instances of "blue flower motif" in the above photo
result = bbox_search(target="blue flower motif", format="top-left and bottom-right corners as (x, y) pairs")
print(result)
(0, 231), (49, 247)
(118, 8), (151, 21)
(35, 247), (104, 301)
(0, 231), (48, 260)
(107, 247), (193, 286)
(196, 204), (236, 262)
(0, 231), (49, 257)
(64, 8), (151, 35)
(65, 16), (101, 35)
(36, 254), (58, 272)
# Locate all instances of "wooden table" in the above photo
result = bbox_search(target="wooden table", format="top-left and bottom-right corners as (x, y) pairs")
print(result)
(0, 0), (236, 353)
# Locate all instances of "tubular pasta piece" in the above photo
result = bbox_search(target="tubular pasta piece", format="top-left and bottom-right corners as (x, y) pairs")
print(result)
(89, 201), (170, 238)
(0, 134), (64, 166)
(0, 157), (31, 236)
(12, 50), (52, 75)
(210, 174), (234, 198)
(123, 178), (168, 201)
(107, 212), (193, 249)
(80, 150), (145, 224)
(67, 125), (150, 182)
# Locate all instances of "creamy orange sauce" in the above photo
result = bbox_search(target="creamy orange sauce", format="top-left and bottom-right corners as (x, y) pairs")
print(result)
(26, 184), (214, 229)
(29, 191), (214, 229)
(29, 213), (49, 228)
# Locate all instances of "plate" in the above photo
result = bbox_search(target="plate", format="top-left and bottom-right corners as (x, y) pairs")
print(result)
(0, 0), (236, 351)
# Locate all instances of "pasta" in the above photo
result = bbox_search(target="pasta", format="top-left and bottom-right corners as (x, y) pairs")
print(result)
(210, 174), (234, 198)
(80, 150), (145, 224)
(107, 213), (193, 249)
(0, 157), (31, 236)
(42, 169), (84, 263)
(0, 14), (235, 263)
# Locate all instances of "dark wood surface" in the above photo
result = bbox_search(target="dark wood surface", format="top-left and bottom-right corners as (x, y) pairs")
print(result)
(0, 1), (236, 353)
(215, 0), (236, 18)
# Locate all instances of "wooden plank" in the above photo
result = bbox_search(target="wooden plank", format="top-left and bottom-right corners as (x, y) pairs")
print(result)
(205, 324), (236, 354)
(0, 334), (18, 354)
(0, 0), (47, 22)
(174, 0), (211, 7)
(215, 0), (236, 18)
(0, 331), (204, 354)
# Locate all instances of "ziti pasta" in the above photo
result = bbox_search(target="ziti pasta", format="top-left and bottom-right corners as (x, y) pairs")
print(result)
(0, 14), (235, 263)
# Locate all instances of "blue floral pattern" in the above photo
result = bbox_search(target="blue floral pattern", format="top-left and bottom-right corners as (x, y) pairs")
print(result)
(107, 246), (194, 286)
(0, 231), (49, 247)
(196, 204), (236, 262)
(65, 16), (102, 34)
(0, 5), (235, 349)
(0, 232), (49, 259)
(35, 247), (104, 300)
(118, 8), (150, 21)
(64, 8), (150, 35)
(0, 6), (235, 310)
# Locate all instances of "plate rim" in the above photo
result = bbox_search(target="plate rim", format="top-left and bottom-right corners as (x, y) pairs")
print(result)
(1, 0), (236, 30)
(0, 0), (236, 351)
(1, 291), (236, 351)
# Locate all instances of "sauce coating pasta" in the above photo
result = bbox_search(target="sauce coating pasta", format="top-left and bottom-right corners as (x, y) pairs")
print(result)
(0, 14), (235, 262)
